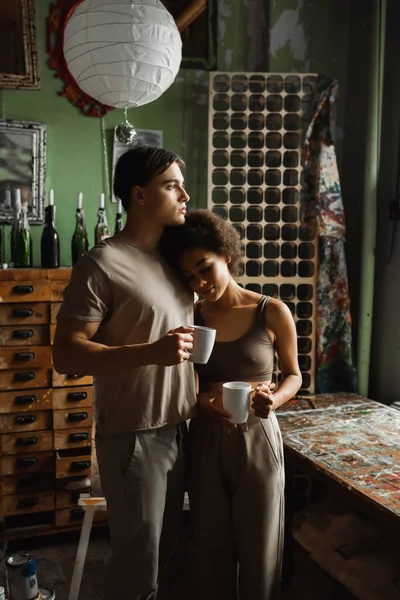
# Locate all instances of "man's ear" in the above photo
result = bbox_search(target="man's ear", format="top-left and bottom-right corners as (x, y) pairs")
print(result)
(131, 186), (145, 205)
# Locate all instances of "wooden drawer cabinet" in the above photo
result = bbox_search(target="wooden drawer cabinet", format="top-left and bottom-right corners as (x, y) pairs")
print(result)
(1, 452), (54, 476)
(0, 346), (52, 370)
(55, 505), (106, 528)
(0, 269), (95, 537)
(52, 386), (92, 410)
(0, 410), (53, 434)
(0, 303), (49, 325)
(0, 325), (49, 346)
(0, 389), (52, 413)
(0, 368), (51, 391)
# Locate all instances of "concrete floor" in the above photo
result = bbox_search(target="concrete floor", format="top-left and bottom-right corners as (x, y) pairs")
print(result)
(0, 522), (356, 599)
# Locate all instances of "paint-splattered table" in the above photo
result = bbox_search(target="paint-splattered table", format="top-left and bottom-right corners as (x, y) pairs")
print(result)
(276, 393), (400, 521)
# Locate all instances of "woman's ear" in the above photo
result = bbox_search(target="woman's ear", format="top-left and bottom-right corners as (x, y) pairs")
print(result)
(225, 256), (232, 265)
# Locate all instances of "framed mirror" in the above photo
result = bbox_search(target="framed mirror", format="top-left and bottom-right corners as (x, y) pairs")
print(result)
(0, 0), (39, 89)
(0, 120), (46, 224)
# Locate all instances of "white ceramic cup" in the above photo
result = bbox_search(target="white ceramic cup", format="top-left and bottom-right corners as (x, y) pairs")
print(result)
(189, 325), (216, 364)
(222, 381), (254, 424)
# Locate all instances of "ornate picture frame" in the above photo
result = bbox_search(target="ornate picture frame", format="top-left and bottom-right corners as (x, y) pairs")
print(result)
(0, 0), (39, 89)
(0, 120), (47, 224)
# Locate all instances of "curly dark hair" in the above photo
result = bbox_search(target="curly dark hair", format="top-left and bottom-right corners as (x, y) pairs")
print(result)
(159, 209), (243, 275)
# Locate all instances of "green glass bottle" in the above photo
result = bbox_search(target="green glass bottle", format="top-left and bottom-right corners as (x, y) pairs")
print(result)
(94, 193), (110, 244)
(14, 205), (32, 268)
(71, 193), (89, 266)
(41, 189), (60, 268)
(114, 199), (123, 234)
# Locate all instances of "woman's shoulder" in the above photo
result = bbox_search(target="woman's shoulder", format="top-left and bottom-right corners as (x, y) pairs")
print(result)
(265, 297), (293, 321)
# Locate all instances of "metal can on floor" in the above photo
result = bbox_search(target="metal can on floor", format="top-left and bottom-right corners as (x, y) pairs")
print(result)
(40, 588), (55, 600)
(5, 551), (40, 600)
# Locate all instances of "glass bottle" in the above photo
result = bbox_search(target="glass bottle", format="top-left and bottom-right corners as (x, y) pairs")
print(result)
(71, 192), (89, 266)
(10, 188), (22, 266)
(114, 199), (123, 234)
(41, 189), (60, 268)
(94, 193), (110, 244)
(14, 205), (32, 268)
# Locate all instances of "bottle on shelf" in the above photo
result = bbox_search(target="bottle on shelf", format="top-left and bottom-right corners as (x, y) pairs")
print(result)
(114, 199), (124, 234)
(94, 193), (110, 244)
(71, 192), (89, 266)
(14, 204), (32, 268)
(10, 188), (22, 266)
(41, 189), (60, 268)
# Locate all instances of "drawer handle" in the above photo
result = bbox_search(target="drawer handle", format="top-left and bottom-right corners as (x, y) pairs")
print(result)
(15, 395), (36, 405)
(67, 412), (88, 422)
(14, 372), (35, 382)
(12, 308), (33, 318)
(16, 436), (38, 446)
(66, 374), (82, 379)
(14, 352), (35, 362)
(13, 329), (33, 339)
(68, 432), (89, 443)
(70, 508), (85, 520)
(16, 414), (36, 425)
(12, 285), (34, 295)
(18, 497), (39, 508)
(16, 456), (38, 467)
(67, 392), (88, 401)
(70, 460), (91, 471)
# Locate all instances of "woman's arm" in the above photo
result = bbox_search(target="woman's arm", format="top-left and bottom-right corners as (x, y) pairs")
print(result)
(252, 300), (302, 418)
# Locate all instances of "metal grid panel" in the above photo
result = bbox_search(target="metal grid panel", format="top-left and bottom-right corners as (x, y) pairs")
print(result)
(208, 72), (318, 393)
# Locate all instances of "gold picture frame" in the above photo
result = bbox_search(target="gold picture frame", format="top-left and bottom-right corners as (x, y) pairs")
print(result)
(0, 0), (39, 89)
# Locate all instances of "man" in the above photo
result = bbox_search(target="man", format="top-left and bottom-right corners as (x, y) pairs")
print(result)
(53, 146), (196, 600)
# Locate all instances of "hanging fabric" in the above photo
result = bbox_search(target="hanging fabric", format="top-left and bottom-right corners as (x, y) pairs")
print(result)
(302, 75), (357, 393)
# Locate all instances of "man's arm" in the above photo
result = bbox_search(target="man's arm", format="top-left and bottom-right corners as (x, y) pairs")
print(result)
(53, 317), (194, 376)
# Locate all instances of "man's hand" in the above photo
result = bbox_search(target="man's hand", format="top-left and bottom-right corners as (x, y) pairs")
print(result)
(198, 391), (236, 428)
(151, 326), (194, 366)
(251, 383), (276, 419)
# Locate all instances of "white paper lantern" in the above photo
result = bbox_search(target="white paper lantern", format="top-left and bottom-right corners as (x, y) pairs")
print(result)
(63, 0), (182, 109)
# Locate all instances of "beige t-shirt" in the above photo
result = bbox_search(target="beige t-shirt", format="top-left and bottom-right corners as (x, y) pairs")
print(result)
(58, 237), (197, 438)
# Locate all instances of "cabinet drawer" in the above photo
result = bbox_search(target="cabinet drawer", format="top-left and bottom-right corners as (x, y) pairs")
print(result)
(56, 486), (91, 509)
(0, 281), (50, 303)
(50, 280), (69, 302)
(0, 368), (51, 391)
(52, 386), (92, 410)
(53, 408), (92, 430)
(0, 410), (53, 434)
(0, 303), (50, 325)
(0, 346), (52, 370)
(55, 506), (106, 528)
(1, 451), (53, 476)
(0, 325), (49, 347)
(52, 369), (93, 388)
(55, 451), (92, 479)
(50, 303), (62, 324)
(2, 490), (55, 516)
(0, 389), (52, 413)
(1, 430), (53, 455)
(2, 472), (54, 496)
(54, 427), (92, 450)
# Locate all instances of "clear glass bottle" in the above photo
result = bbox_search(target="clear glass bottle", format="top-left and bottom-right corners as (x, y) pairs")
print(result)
(10, 188), (22, 266)
(14, 205), (32, 268)
(94, 193), (110, 244)
(114, 199), (123, 234)
(71, 193), (89, 266)
(41, 189), (60, 268)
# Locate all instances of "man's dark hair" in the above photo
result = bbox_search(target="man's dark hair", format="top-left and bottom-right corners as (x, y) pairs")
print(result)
(159, 209), (243, 276)
(113, 145), (184, 212)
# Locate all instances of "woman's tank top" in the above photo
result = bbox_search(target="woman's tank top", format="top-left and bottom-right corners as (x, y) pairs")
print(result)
(194, 296), (274, 387)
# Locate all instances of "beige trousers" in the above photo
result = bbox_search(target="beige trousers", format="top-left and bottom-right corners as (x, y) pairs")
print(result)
(95, 423), (187, 600)
(188, 412), (285, 600)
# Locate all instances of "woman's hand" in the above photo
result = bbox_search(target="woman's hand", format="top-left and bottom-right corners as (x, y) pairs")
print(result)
(251, 383), (277, 419)
(197, 391), (236, 428)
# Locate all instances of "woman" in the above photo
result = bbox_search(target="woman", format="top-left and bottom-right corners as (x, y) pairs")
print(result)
(160, 210), (302, 600)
